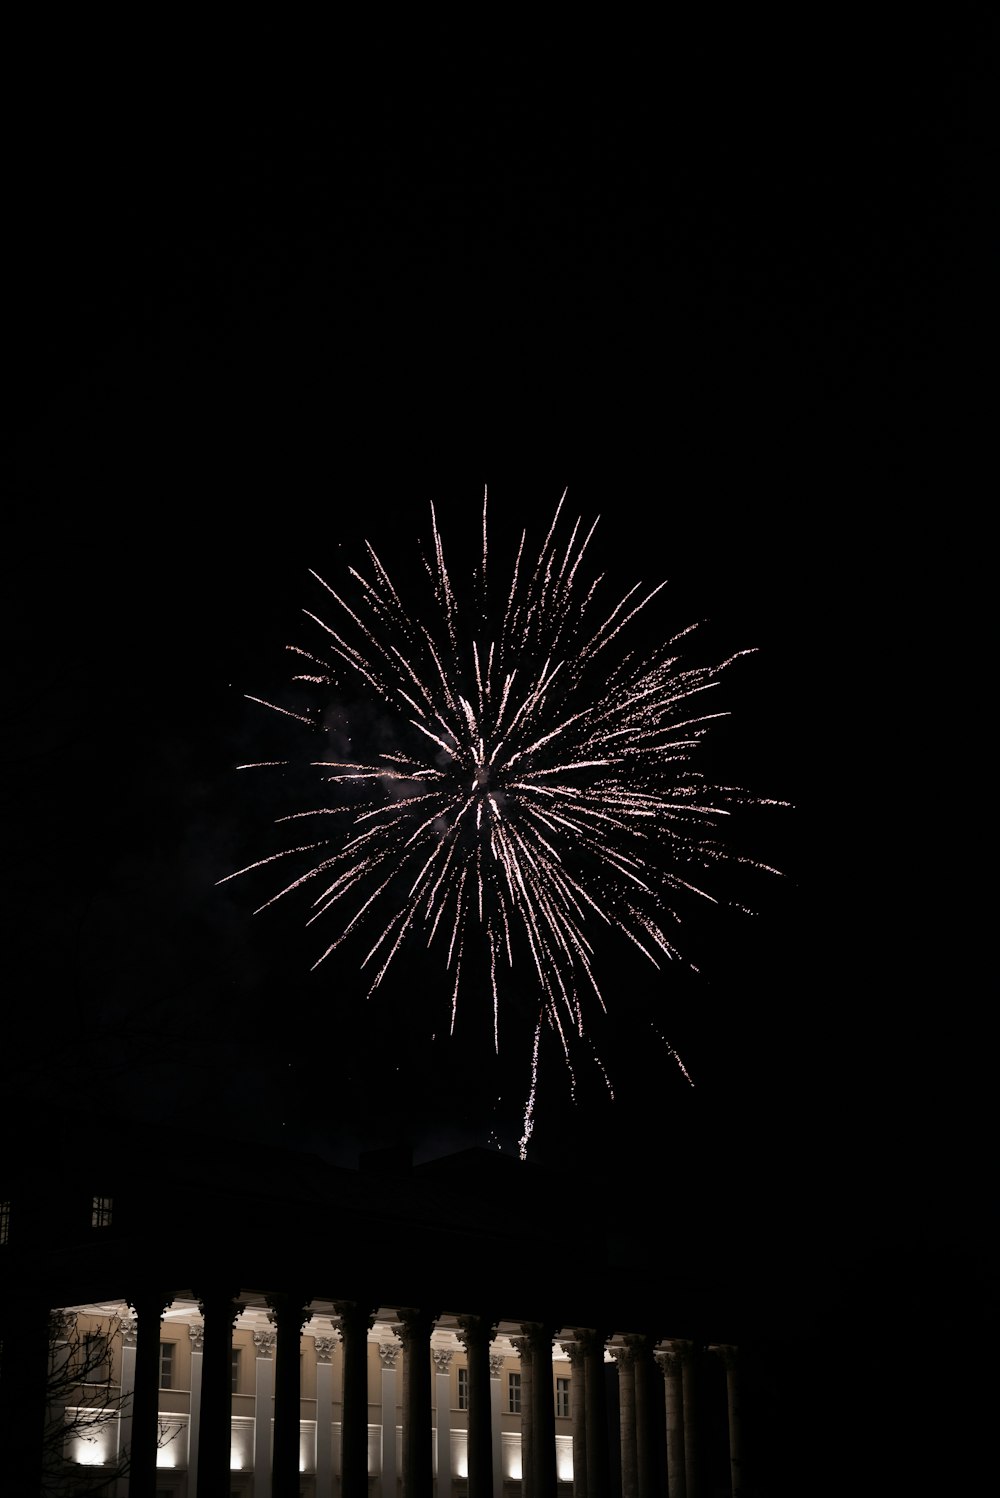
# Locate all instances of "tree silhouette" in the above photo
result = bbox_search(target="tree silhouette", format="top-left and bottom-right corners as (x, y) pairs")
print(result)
(43, 1310), (182, 1497)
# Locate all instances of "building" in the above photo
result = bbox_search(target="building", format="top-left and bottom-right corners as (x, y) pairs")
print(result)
(1, 1119), (744, 1496)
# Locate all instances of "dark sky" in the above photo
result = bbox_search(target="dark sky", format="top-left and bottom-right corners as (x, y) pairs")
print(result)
(4, 21), (993, 1465)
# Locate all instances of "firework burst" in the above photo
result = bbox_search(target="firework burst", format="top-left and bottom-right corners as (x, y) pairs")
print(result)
(221, 488), (784, 1154)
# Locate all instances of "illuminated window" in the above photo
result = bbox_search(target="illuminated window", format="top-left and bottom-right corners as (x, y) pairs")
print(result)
(457, 1366), (469, 1410)
(507, 1371), (521, 1414)
(0, 1200), (10, 1244)
(556, 1376), (570, 1418)
(91, 1196), (113, 1228)
(231, 1348), (241, 1393)
(159, 1342), (174, 1389)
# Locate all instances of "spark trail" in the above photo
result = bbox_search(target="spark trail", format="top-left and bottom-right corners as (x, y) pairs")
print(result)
(221, 488), (785, 1155)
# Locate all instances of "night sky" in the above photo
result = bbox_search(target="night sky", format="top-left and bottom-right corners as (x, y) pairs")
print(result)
(4, 16), (993, 1490)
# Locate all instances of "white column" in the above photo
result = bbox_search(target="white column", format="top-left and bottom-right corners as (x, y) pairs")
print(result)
(432, 1348), (453, 1497)
(117, 1312), (137, 1498)
(380, 1338), (401, 1498)
(489, 1354), (504, 1498)
(314, 1334), (337, 1498)
(254, 1326), (277, 1495)
(187, 1321), (204, 1498)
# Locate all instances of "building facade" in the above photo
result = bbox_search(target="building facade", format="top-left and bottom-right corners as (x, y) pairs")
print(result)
(1, 1129), (743, 1497)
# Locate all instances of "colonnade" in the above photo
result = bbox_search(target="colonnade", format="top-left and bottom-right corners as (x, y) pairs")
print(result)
(101, 1293), (742, 1497)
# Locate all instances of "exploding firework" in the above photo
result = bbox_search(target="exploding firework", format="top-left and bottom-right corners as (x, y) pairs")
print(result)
(221, 489), (784, 1154)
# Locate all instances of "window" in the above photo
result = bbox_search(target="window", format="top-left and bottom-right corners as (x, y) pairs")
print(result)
(231, 1348), (240, 1394)
(556, 1376), (570, 1418)
(507, 1371), (521, 1414)
(457, 1366), (469, 1410)
(159, 1342), (174, 1389)
(91, 1196), (113, 1228)
(83, 1333), (110, 1383)
(0, 1200), (10, 1245)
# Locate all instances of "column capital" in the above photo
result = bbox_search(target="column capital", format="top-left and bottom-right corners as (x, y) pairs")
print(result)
(128, 1291), (174, 1323)
(488, 1352), (505, 1379)
(455, 1314), (497, 1352)
(195, 1290), (244, 1326)
(558, 1339), (587, 1369)
(332, 1300), (376, 1339)
(519, 1320), (555, 1348)
(379, 1341), (401, 1369)
(432, 1347), (454, 1373)
(265, 1293), (313, 1334)
(610, 1343), (636, 1371)
(188, 1322), (205, 1353)
(711, 1342), (739, 1372)
(252, 1328), (277, 1359)
(393, 1305), (438, 1343)
(571, 1326), (608, 1358)
(655, 1345), (683, 1378)
(623, 1332), (653, 1357)
(313, 1336), (337, 1364)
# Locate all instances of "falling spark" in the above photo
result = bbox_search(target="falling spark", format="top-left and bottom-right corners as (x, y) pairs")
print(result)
(221, 488), (785, 1155)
